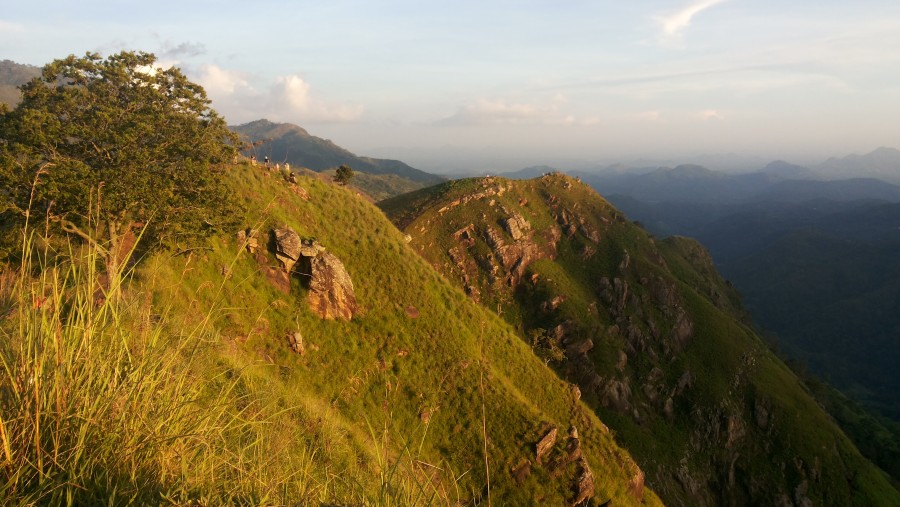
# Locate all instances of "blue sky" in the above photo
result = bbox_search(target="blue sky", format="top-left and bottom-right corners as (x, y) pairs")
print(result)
(3, 1), (900, 171)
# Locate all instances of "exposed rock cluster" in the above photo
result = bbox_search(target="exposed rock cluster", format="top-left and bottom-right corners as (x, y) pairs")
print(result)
(528, 425), (620, 506)
(502, 213), (531, 241)
(270, 226), (357, 320)
(273, 226), (304, 273)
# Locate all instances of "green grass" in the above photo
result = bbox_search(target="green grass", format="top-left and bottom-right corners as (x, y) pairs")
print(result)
(0, 230), (325, 504)
(381, 172), (900, 506)
(0, 164), (663, 505)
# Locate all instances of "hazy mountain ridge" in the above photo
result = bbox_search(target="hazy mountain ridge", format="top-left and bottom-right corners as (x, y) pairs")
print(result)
(599, 180), (900, 425)
(0, 59), (41, 107)
(819, 147), (900, 183)
(379, 173), (899, 505)
(575, 158), (900, 205)
(231, 119), (445, 191)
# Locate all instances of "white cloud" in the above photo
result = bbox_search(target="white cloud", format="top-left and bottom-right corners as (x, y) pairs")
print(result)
(159, 41), (205, 59)
(654, 0), (726, 42)
(0, 20), (25, 33)
(192, 65), (363, 124)
(697, 109), (724, 121)
(269, 75), (364, 123)
(197, 64), (252, 97)
(439, 99), (549, 125)
(637, 111), (663, 122)
(437, 95), (597, 126)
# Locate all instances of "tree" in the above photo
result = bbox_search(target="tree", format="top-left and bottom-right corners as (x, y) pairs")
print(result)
(0, 51), (239, 264)
(333, 164), (354, 186)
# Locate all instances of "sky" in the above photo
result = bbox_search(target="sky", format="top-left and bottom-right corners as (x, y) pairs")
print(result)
(3, 1), (900, 172)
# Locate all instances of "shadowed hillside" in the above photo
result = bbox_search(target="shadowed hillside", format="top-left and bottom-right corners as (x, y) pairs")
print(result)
(380, 173), (900, 505)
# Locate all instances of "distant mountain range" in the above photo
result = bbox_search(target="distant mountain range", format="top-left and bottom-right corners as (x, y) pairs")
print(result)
(820, 147), (900, 183)
(569, 162), (900, 479)
(575, 162), (900, 426)
(569, 156), (900, 205)
(0, 60), (41, 107)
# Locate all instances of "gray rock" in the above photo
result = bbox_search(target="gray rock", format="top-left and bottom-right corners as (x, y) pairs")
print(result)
(272, 226), (303, 272)
(502, 213), (531, 241)
(303, 251), (358, 320)
(298, 238), (325, 258)
(664, 397), (675, 421)
(571, 458), (595, 506)
(287, 331), (305, 355)
(535, 426), (558, 465)
(566, 338), (594, 357)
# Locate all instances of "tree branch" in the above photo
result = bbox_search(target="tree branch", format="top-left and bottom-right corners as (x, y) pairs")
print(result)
(57, 218), (110, 258)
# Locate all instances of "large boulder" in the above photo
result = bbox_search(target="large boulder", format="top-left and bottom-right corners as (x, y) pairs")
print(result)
(571, 458), (595, 506)
(502, 213), (531, 241)
(272, 226), (303, 273)
(270, 226), (357, 320)
(302, 251), (358, 320)
(535, 426), (558, 465)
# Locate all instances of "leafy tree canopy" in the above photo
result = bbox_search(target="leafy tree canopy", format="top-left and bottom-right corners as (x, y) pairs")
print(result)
(333, 164), (354, 186)
(0, 51), (239, 253)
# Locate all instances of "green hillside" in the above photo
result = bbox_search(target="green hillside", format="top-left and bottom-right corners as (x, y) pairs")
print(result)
(379, 173), (900, 505)
(231, 119), (445, 199)
(0, 163), (661, 505)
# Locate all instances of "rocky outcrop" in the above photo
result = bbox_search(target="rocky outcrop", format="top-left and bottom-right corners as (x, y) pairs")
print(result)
(535, 426), (558, 465)
(270, 226), (358, 320)
(483, 226), (542, 286)
(530, 425), (600, 507)
(565, 338), (594, 357)
(287, 331), (305, 354)
(571, 458), (595, 507)
(301, 251), (358, 320)
(272, 226), (303, 272)
(601, 379), (633, 413)
(437, 177), (512, 215)
(502, 213), (531, 241)
(237, 228), (261, 254)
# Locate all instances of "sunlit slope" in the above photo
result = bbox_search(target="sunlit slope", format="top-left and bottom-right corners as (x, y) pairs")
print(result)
(136, 163), (662, 505)
(379, 173), (900, 506)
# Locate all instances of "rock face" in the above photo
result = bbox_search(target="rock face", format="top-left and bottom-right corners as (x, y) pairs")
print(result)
(502, 213), (531, 241)
(572, 459), (595, 507)
(301, 251), (358, 320)
(273, 226), (303, 272)
(298, 238), (325, 258)
(529, 424), (603, 506)
(535, 426), (558, 465)
(270, 226), (357, 320)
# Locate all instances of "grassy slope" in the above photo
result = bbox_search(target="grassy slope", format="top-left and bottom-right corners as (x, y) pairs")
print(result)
(124, 163), (660, 505)
(379, 174), (900, 506)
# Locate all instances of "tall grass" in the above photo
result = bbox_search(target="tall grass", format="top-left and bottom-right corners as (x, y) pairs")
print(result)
(0, 221), (470, 505)
(0, 227), (314, 505)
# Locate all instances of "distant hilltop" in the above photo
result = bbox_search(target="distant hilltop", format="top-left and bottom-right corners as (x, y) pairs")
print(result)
(230, 119), (444, 186)
(0, 59), (41, 107)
